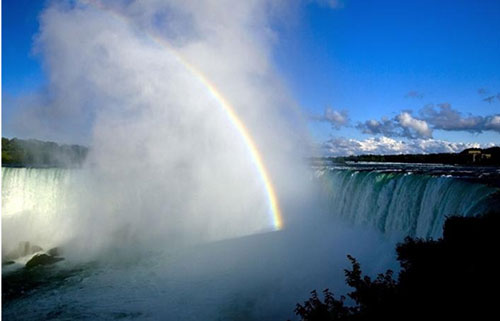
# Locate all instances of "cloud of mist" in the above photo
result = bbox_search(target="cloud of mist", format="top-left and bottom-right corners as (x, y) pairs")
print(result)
(1, 3), (416, 318)
(2, 0), (323, 258)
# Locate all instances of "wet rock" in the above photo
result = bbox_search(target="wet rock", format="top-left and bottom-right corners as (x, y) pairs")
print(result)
(47, 247), (62, 257)
(25, 253), (64, 269)
(3, 260), (15, 266)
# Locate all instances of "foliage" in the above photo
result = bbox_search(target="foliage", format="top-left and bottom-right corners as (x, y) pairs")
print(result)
(293, 212), (500, 320)
(2, 137), (88, 167)
(294, 289), (351, 321)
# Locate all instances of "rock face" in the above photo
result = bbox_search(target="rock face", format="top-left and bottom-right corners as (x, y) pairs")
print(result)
(25, 253), (64, 269)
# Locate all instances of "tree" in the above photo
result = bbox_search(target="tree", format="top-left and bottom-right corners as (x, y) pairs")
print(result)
(293, 212), (500, 321)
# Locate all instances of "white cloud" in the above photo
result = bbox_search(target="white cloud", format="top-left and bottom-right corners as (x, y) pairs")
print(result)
(325, 109), (348, 127)
(356, 118), (396, 136)
(311, 108), (349, 129)
(355, 104), (500, 140)
(485, 115), (500, 131)
(323, 136), (493, 156)
(420, 103), (500, 133)
(356, 112), (432, 139)
(396, 112), (432, 138)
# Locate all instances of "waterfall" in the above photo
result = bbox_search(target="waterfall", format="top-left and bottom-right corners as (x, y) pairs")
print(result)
(2, 167), (498, 251)
(2, 167), (79, 254)
(2, 167), (75, 217)
(318, 168), (498, 238)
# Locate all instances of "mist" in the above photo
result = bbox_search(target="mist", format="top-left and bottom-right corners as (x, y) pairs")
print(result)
(2, 1), (398, 319)
(3, 0), (309, 254)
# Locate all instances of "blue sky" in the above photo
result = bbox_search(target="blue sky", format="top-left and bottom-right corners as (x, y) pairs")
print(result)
(276, 0), (500, 145)
(2, 0), (46, 95)
(2, 0), (500, 155)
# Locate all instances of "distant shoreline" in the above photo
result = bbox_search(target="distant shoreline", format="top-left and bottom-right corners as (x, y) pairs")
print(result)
(2, 137), (88, 168)
(312, 146), (500, 167)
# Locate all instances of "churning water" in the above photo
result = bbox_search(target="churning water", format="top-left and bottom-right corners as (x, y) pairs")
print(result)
(2, 164), (498, 320)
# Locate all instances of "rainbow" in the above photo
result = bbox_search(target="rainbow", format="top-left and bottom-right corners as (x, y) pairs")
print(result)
(86, 1), (283, 230)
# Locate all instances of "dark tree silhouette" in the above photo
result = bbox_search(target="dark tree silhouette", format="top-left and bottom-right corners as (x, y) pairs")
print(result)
(293, 212), (500, 321)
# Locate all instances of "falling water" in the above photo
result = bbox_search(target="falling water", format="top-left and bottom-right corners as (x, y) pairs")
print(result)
(317, 168), (498, 238)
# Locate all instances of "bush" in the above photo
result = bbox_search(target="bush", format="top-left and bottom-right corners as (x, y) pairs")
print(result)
(293, 212), (500, 321)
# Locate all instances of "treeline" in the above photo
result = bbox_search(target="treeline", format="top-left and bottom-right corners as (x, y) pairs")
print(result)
(319, 147), (500, 166)
(2, 137), (88, 167)
(293, 211), (500, 320)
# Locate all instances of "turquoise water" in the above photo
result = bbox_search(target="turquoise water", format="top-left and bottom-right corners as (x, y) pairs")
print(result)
(316, 165), (498, 238)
